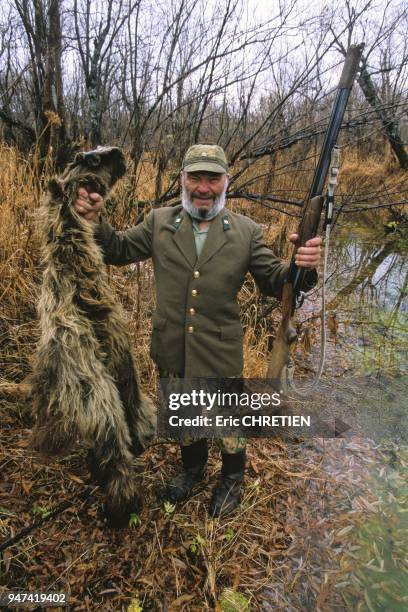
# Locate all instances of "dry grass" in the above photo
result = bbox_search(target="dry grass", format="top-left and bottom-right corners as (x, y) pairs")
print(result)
(0, 146), (43, 384)
(339, 148), (408, 211)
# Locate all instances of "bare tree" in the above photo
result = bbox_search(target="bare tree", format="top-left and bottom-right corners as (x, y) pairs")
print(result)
(0, 0), (406, 190)
(72, 0), (141, 146)
(329, 0), (408, 168)
(11, 0), (66, 160)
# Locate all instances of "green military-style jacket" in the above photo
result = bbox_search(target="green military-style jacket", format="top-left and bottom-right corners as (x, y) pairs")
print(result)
(95, 205), (317, 377)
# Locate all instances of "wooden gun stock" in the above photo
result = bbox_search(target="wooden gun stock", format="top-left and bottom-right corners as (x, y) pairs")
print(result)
(266, 196), (324, 387)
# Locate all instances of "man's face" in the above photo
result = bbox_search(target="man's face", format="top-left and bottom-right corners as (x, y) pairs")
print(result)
(182, 171), (228, 219)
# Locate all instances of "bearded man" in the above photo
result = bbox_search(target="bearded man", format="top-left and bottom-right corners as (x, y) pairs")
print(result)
(74, 144), (322, 517)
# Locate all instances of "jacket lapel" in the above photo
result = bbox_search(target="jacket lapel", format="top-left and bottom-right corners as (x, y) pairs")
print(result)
(172, 212), (196, 268)
(197, 213), (228, 268)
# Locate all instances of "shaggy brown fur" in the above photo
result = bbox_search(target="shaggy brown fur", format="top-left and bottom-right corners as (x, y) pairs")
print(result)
(30, 147), (156, 527)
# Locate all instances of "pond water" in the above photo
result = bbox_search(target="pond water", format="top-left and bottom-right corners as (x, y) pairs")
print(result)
(289, 214), (408, 444)
(327, 216), (407, 373)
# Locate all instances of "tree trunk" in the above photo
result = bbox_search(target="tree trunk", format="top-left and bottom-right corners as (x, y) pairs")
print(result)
(358, 64), (408, 169)
(87, 73), (101, 147)
(43, 0), (66, 158)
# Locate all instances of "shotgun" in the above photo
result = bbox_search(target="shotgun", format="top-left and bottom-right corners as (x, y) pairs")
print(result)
(267, 43), (364, 388)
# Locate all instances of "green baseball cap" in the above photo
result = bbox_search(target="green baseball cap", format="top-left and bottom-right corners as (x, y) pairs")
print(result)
(182, 144), (229, 173)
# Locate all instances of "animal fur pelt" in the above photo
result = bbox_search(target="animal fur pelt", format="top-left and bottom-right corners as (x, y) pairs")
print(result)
(30, 147), (156, 527)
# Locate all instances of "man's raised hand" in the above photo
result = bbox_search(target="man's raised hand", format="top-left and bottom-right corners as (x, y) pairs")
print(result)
(74, 187), (103, 222)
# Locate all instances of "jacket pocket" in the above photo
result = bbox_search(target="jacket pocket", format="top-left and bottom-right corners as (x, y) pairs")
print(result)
(220, 322), (244, 340)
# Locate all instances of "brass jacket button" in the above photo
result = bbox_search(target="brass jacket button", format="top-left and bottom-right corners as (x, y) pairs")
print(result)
(193, 270), (200, 278)
(189, 308), (196, 315)
(191, 289), (198, 297)
(188, 326), (194, 333)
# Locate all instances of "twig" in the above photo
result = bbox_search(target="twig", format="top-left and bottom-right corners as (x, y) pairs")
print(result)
(0, 488), (94, 554)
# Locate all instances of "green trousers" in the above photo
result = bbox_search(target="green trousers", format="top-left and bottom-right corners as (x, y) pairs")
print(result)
(159, 369), (246, 454)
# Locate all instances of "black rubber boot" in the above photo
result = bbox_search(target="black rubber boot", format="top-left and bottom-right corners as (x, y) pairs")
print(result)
(209, 450), (245, 518)
(162, 439), (208, 503)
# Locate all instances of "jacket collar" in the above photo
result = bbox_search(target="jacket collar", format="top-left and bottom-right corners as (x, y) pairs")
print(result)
(172, 211), (196, 267)
(171, 209), (230, 269)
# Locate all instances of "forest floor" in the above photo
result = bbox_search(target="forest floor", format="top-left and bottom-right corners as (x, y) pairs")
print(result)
(1, 395), (405, 611)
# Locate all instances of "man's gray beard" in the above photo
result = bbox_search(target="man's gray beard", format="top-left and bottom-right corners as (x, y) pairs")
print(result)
(181, 185), (227, 221)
